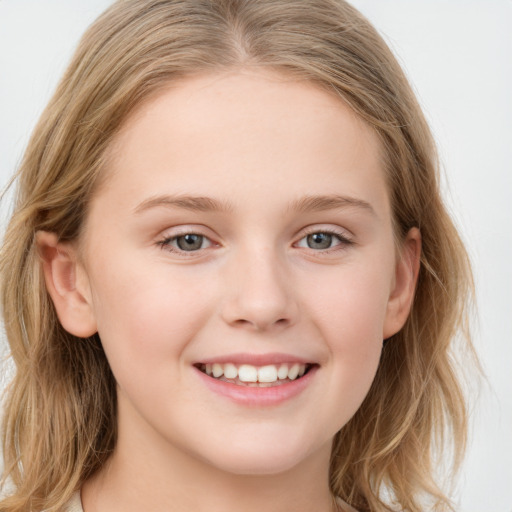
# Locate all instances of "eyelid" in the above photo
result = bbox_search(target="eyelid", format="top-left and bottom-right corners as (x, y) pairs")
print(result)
(156, 225), (219, 255)
(293, 225), (355, 251)
(297, 224), (354, 240)
(154, 224), (354, 256)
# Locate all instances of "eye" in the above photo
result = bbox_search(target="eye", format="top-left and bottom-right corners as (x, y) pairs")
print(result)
(159, 233), (213, 252)
(304, 232), (335, 250)
(295, 230), (352, 251)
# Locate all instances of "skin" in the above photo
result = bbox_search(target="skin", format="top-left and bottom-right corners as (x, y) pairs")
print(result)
(38, 68), (420, 512)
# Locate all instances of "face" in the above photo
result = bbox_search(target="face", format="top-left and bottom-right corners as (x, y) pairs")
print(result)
(51, 69), (419, 476)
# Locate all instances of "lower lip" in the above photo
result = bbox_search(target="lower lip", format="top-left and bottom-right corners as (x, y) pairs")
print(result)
(194, 365), (318, 407)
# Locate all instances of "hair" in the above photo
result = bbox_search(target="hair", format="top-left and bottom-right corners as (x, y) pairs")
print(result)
(0, 1), (475, 511)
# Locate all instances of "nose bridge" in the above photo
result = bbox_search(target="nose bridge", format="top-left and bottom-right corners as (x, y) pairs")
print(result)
(221, 242), (297, 331)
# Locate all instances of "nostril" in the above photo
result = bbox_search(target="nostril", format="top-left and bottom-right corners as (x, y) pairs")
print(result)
(232, 318), (253, 327)
(229, 317), (290, 331)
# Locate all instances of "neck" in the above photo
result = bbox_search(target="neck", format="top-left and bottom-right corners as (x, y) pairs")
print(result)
(82, 413), (336, 512)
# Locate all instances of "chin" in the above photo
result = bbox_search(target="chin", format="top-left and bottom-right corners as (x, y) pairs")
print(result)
(210, 453), (306, 476)
(195, 434), (324, 476)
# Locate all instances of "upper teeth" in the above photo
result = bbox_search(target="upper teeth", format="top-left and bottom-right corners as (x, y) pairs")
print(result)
(204, 363), (307, 383)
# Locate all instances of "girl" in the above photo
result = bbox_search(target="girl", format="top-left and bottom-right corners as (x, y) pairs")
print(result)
(0, 1), (475, 511)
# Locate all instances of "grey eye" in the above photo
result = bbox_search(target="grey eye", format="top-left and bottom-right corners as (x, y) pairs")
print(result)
(176, 234), (205, 251)
(306, 233), (334, 250)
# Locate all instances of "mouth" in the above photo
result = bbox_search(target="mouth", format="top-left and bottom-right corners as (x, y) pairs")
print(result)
(194, 362), (316, 388)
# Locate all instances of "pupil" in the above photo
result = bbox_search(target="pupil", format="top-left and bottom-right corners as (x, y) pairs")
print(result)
(307, 233), (332, 249)
(177, 234), (203, 251)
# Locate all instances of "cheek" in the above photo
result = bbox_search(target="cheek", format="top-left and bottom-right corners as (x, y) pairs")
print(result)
(88, 259), (215, 378)
(302, 262), (392, 410)
(307, 261), (391, 345)
(326, 284), (385, 375)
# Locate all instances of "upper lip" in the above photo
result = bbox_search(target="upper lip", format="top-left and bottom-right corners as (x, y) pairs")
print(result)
(195, 352), (316, 366)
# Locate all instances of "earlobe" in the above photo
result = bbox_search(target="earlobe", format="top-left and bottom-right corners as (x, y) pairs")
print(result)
(36, 231), (97, 338)
(383, 227), (421, 340)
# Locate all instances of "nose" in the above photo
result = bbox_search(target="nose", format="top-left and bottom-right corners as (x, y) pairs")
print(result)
(220, 247), (299, 332)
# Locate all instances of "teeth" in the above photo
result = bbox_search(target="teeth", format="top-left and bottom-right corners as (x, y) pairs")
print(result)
(223, 363), (238, 379)
(257, 365), (278, 383)
(201, 362), (309, 383)
(288, 363), (300, 380)
(238, 364), (258, 382)
(212, 363), (223, 378)
(277, 364), (289, 380)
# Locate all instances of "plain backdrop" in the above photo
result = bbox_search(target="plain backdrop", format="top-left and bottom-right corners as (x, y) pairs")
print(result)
(0, 1), (511, 511)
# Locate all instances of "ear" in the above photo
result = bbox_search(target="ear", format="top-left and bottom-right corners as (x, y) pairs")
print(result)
(36, 231), (97, 338)
(383, 227), (421, 340)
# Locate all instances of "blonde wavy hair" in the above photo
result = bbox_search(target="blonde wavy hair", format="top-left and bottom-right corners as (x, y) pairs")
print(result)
(1, 1), (475, 511)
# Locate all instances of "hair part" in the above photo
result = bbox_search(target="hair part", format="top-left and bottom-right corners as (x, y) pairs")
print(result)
(1, 1), (475, 510)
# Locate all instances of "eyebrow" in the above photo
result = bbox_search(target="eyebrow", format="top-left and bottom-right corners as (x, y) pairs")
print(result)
(289, 194), (376, 216)
(134, 194), (234, 214)
(133, 193), (376, 216)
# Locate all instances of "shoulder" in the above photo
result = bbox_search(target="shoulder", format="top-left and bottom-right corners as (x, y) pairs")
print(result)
(63, 491), (84, 512)
(336, 496), (359, 512)
(0, 489), (83, 512)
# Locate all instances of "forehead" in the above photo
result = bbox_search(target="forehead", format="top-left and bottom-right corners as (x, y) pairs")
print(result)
(93, 68), (388, 218)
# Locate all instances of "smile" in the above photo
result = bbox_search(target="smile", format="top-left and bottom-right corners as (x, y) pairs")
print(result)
(193, 356), (319, 406)
(196, 362), (313, 387)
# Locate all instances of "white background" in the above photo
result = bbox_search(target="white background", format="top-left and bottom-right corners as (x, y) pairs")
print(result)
(0, 1), (511, 511)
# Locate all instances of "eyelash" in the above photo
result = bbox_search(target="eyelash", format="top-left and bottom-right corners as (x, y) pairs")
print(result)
(157, 231), (214, 255)
(156, 228), (354, 256)
(295, 228), (354, 253)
